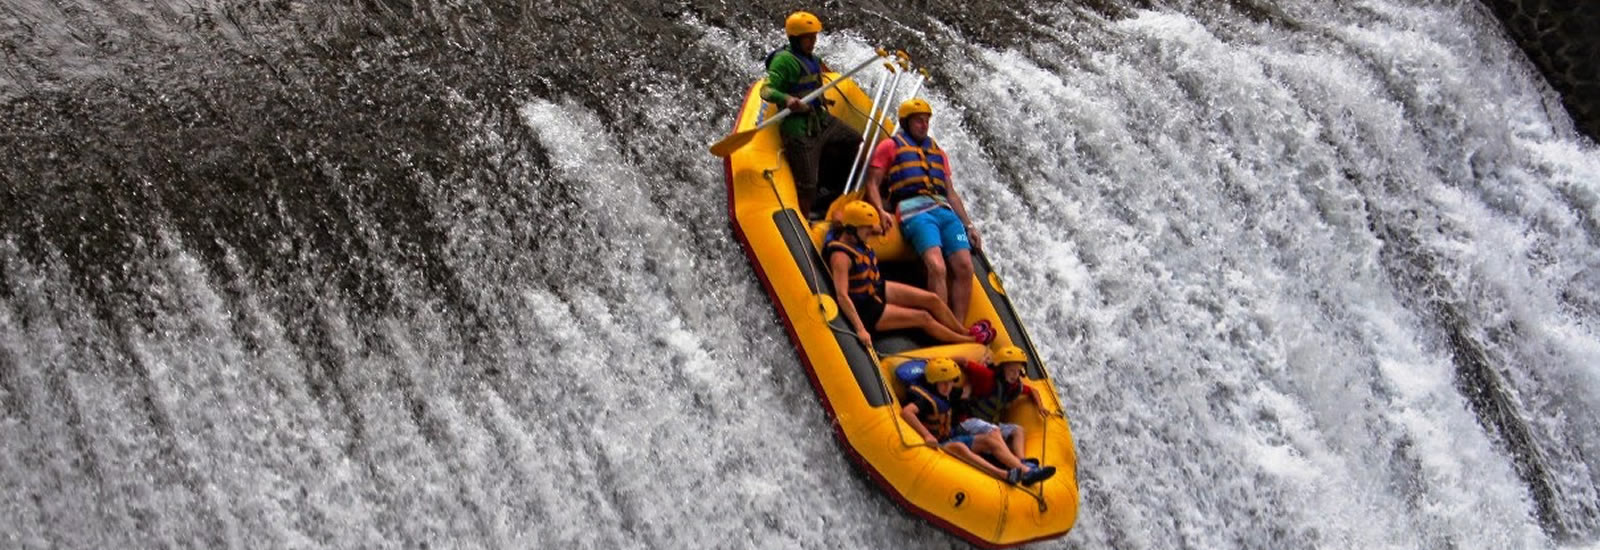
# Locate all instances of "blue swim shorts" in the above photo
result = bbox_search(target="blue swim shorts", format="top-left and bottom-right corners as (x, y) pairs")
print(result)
(900, 206), (970, 257)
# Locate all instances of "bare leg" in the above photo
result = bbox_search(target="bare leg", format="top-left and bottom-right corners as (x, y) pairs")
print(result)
(920, 247), (948, 307)
(948, 249), (975, 324)
(941, 441), (1010, 480)
(876, 305), (974, 344)
(885, 281), (965, 333)
(1007, 425), (1027, 459)
(970, 429), (1028, 471)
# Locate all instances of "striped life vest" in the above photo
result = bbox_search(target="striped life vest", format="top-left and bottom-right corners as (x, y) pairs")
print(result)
(883, 131), (951, 208)
(824, 230), (885, 304)
(908, 385), (953, 440)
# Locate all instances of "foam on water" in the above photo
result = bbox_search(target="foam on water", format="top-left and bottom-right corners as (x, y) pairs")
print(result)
(1, 1), (1598, 548)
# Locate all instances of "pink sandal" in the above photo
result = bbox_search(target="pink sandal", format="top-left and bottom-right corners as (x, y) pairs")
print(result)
(967, 320), (996, 345)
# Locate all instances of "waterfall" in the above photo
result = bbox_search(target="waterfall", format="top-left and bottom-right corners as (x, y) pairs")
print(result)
(1, 1), (1596, 547)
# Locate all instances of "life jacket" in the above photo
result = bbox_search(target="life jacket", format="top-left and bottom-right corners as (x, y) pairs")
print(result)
(823, 229), (885, 304)
(908, 385), (953, 440)
(764, 46), (827, 110)
(883, 130), (951, 208)
(963, 376), (1025, 423)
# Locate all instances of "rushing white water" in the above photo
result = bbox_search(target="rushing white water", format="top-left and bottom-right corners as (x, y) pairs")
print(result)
(2, 1), (1598, 548)
(924, 4), (1600, 547)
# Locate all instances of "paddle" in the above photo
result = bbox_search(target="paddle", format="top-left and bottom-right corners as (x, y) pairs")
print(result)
(845, 53), (912, 195)
(709, 49), (889, 157)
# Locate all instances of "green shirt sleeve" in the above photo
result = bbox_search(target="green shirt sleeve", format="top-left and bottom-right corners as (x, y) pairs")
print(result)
(759, 49), (818, 138)
(761, 51), (802, 106)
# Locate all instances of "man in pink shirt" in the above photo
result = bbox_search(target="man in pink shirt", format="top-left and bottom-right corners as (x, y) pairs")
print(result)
(862, 99), (987, 332)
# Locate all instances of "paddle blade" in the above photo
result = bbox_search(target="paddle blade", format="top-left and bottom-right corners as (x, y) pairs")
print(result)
(709, 127), (760, 157)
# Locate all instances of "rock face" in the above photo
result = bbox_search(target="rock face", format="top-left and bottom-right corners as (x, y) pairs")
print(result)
(1481, 0), (1600, 141)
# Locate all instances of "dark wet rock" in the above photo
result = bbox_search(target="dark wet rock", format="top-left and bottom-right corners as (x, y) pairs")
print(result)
(1480, 0), (1600, 141)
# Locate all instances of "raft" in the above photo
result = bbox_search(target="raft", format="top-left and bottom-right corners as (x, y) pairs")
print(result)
(721, 70), (1079, 548)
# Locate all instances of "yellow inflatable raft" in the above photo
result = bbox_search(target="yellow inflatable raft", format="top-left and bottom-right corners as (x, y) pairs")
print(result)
(721, 71), (1079, 548)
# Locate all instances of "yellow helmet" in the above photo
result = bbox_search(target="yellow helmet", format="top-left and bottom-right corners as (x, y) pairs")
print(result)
(897, 98), (932, 120)
(925, 357), (961, 384)
(837, 200), (880, 228)
(994, 345), (1028, 366)
(785, 11), (823, 36)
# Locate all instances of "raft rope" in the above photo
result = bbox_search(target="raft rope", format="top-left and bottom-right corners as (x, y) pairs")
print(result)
(841, 84), (1067, 512)
(757, 112), (1054, 513)
(760, 168), (935, 456)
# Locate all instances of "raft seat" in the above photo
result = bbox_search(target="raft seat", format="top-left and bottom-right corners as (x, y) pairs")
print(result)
(877, 342), (989, 405)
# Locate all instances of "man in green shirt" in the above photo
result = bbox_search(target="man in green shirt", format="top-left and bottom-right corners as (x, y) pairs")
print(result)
(762, 11), (862, 220)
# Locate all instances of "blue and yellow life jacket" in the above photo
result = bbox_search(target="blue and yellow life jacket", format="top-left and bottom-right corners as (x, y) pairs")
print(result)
(763, 46), (827, 110)
(908, 385), (953, 440)
(883, 131), (951, 208)
(824, 230), (885, 304)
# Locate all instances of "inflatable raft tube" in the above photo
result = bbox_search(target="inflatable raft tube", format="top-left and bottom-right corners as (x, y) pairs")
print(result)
(721, 71), (1079, 548)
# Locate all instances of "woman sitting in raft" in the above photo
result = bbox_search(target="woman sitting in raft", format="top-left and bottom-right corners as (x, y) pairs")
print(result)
(826, 201), (977, 349)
